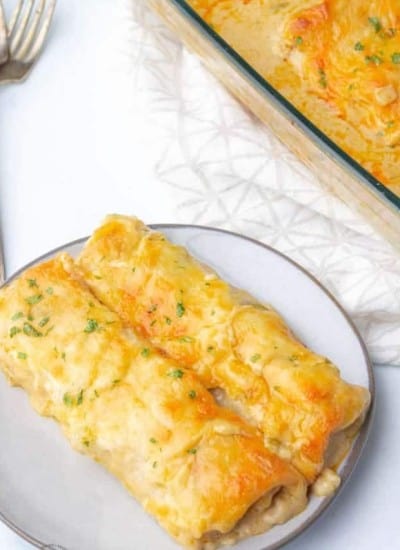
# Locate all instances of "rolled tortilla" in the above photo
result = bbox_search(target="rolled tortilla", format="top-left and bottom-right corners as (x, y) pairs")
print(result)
(0, 254), (307, 549)
(78, 214), (371, 483)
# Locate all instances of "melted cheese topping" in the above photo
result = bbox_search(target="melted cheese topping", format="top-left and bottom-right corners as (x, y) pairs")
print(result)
(78, 215), (371, 484)
(0, 254), (307, 549)
(188, 0), (400, 196)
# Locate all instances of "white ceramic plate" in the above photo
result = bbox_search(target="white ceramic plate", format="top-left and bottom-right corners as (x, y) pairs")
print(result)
(0, 225), (374, 550)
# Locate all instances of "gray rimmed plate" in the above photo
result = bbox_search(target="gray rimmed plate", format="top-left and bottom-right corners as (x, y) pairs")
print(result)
(0, 224), (374, 550)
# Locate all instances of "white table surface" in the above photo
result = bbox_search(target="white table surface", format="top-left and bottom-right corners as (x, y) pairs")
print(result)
(0, 0), (399, 548)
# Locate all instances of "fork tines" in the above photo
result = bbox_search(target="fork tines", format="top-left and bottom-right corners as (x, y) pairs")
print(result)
(8, 0), (56, 63)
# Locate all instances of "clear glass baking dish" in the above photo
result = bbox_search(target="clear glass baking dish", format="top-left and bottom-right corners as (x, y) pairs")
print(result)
(147, 0), (400, 251)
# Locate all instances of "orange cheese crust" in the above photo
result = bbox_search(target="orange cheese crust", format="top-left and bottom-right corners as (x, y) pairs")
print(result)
(77, 215), (371, 483)
(188, 0), (400, 196)
(0, 254), (307, 549)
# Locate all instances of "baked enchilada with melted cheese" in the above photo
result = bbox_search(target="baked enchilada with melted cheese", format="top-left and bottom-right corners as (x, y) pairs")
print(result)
(0, 254), (308, 549)
(78, 215), (371, 485)
(185, 0), (400, 196)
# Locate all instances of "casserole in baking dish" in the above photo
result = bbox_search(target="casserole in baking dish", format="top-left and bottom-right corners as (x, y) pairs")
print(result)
(147, 0), (400, 250)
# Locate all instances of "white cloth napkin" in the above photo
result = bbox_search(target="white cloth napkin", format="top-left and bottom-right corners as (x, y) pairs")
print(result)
(115, 0), (400, 365)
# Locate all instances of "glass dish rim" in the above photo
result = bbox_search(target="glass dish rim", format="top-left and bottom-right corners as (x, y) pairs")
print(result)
(167, 0), (400, 212)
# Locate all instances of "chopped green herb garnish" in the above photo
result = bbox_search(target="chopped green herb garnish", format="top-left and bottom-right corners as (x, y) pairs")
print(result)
(27, 314), (34, 321)
(84, 319), (99, 333)
(23, 323), (42, 337)
(9, 326), (21, 338)
(132, 267), (136, 272)
(387, 120), (396, 128)
(207, 346), (214, 352)
(391, 52), (400, 64)
(46, 287), (54, 295)
(165, 317), (172, 325)
(152, 461), (158, 468)
(17, 352), (27, 360)
(94, 389), (99, 398)
(25, 294), (43, 305)
(179, 336), (194, 343)
(83, 440), (90, 447)
(77, 389), (84, 405)
(11, 312), (23, 321)
(27, 278), (38, 288)
(368, 16), (382, 33)
(61, 352), (66, 361)
(187, 448), (197, 455)
(211, 310), (215, 316)
(176, 302), (185, 318)
(112, 379), (121, 385)
(63, 393), (74, 407)
(148, 304), (158, 313)
(365, 54), (383, 65)
(88, 301), (95, 307)
(39, 316), (50, 327)
(167, 369), (184, 379)
(318, 68), (327, 88)
(150, 437), (157, 444)
(273, 385), (282, 392)
(150, 319), (157, 327)
(354, 41), (364, 51)
(295, 36), (303, 45)
(141, 348), (151, 358)
(251, 353), (261, 363)
(188, 390), (197, 399)
(94, 275), (102, 280)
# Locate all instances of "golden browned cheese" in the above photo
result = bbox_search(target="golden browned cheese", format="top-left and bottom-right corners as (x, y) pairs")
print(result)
(78, 215), (371, 483)
(0, 254), (307, 549)
(188, 0), (400, 196)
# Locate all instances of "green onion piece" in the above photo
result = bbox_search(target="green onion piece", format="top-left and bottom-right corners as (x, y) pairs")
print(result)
(176, 302), (185, 317)
(25, 294), (43, 305)
(391, 52), (400, 64)
(63, 393), (74, 407)
(365, 55), (383, 65)
(167, 369), (184, 379)
(23, 323), (42, 337)
(368, 16), (382, 33)
(11, 312), (23, 321)
(84, 319), (99, 333)
(9, 326), (21, 338)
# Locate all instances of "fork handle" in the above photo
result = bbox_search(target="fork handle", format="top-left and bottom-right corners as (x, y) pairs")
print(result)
(0, 2), (8, 65)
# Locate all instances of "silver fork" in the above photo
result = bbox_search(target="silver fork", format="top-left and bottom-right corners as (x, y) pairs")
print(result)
(0, 0), (56, 85)
(0, 0), (57, 284)
(0, 3), (7, 64)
